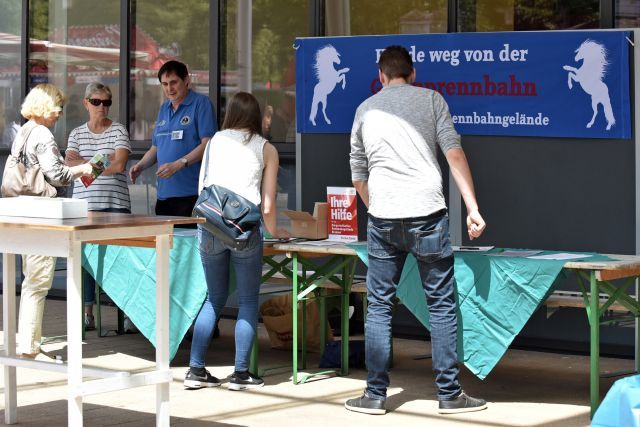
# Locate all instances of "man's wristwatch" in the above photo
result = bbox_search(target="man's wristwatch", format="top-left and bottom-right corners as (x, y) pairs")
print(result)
(180, 157), (188, 168)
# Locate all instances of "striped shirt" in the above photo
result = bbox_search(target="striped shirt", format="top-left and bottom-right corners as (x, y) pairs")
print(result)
(67, 122), (131, 211)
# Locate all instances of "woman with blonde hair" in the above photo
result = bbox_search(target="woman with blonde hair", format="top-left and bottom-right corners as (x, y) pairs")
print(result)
(10, 83), (93, 358)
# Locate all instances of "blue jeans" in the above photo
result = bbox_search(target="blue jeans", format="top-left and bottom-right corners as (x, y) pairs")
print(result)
(365, 211), (461, 401)
(189, 225), (263, 372)
(83, 207), (131, 306)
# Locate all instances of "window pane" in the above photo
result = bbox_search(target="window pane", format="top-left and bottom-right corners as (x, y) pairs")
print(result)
(131, 0), (210, 143)
(616, 0), (640, 28)
(222, 0), (309, 144)
(28, 0), (121, 147)
(327, 0), (448, 36)
(0, 0), (22, 152)
(458, 0), (599, 32)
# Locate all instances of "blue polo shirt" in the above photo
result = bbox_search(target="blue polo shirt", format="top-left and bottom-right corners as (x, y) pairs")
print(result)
(153, 90), (216, 199)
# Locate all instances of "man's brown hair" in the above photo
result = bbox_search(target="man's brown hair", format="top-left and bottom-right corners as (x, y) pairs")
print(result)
(378, 45), (413, 80)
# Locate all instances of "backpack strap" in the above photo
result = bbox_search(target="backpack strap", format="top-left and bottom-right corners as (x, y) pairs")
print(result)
(202, 137), (213, 186)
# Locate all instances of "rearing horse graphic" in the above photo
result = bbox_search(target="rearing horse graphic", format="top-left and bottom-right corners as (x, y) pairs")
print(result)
(309, 45), (350, 126)
(562, 40), (615, 130)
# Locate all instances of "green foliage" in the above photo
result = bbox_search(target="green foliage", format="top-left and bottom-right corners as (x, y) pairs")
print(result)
(0, 0), (21, 35)
(30, 0), (49, 40)
(66, 0), (120, 25)
(253, 27), (281, 83)
(134, 0), (210, 69)
(515, 0), (599, 30)
(250, 0), (308, 84)
(349, 0), (447, 35)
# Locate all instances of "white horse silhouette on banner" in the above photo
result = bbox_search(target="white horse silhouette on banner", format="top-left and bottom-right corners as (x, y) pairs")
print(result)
(309, 45), (350, 126)
(562, 40), (615, 130)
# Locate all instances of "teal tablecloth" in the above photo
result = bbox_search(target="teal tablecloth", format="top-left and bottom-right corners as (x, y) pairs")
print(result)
(348, 243), (609, 379)
(83, 235), (608, 378)
(82, 234), (208, 360)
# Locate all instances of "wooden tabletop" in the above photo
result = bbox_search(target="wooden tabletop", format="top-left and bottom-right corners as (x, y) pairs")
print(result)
(563, 254), (640, 280)
(272, 241), (360, 256)
(0, 212), (204, 231)
(269, 243), (640, 280)
(563, 254), (640, 270)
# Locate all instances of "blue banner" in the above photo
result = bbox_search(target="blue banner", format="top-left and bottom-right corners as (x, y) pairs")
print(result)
(295, 31), (632, 139)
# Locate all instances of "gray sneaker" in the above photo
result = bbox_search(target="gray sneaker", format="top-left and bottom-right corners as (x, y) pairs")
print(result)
(344, 392), (386, 415)
(438, 391), (487, 414)
(84, 314), (95, 331)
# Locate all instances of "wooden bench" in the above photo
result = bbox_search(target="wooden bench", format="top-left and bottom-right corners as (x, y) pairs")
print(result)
(545, 290), (630, 312)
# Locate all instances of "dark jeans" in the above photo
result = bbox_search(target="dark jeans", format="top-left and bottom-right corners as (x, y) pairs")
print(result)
(155, 195), (198, 229)
(84, 207), (131, 306)
(189, 225), (263, 372)
(365, 210), (461, 401)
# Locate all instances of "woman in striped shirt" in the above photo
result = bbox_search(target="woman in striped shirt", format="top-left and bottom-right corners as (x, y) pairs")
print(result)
(65, 82), (131, 331)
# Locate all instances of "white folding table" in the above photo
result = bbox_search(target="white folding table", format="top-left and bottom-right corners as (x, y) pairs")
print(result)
(0, 212), (202, 426)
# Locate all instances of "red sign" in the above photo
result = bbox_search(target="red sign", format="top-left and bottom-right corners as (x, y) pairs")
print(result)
(327, 187), (358, 242)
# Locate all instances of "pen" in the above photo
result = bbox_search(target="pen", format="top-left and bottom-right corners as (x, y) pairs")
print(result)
(459, 246), (480, 250)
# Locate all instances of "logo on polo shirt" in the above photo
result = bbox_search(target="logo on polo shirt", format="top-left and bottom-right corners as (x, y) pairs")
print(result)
(180, 115), (191, 125)
(157, 119), (166, 127)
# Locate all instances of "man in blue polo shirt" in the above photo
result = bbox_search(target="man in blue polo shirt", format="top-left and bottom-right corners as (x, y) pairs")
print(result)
(130, 60), (216, 218)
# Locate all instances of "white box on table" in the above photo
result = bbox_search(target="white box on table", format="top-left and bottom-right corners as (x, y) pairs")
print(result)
(0, 196), (88, 219)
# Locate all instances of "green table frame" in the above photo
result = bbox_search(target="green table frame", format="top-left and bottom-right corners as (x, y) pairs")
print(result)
(251, 243), (358, 384)
(256, 247), (640, 415)
(563, 255), (640, 417)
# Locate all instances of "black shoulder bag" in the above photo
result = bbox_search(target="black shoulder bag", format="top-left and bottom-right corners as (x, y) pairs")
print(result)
(192, 140), (262, 250)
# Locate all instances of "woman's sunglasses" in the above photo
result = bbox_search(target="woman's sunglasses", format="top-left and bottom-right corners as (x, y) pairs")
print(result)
(87, 98), (113, 107)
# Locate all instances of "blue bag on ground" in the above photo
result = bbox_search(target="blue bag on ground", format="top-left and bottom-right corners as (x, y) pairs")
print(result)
(591, 374), (640, 427)
(319, 340), (366, 369)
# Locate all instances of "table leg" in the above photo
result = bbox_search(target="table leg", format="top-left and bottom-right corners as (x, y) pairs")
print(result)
(636, 278), (640, 373)
(3, 253), (17, 424)
(300, 263), (306, 370)
(319, 288), (327, 353)
(292, 252), (299, 384)
(589, 271), (600, 418)
(67, 242), (84, 426)
(249, 334), (258, 375)
(156, 235), (170, 426)
(341, 257), (350, 377)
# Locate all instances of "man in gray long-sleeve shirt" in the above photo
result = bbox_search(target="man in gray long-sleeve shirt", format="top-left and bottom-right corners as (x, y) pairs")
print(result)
(345, 45), (487, 416)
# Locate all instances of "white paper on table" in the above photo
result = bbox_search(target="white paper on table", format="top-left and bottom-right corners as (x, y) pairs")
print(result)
(527, 252), (592, 261)
(453, 246), (494, 252)
(487, 250), (542, 257)
(296, 239), (344, 246)
(173, 229), (197, 237)
(264, 237), (295, 243)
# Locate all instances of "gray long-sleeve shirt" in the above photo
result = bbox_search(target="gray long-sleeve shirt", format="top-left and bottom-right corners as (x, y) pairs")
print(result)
(12, 120), (75, 194)
(350, 84), (461, 219)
